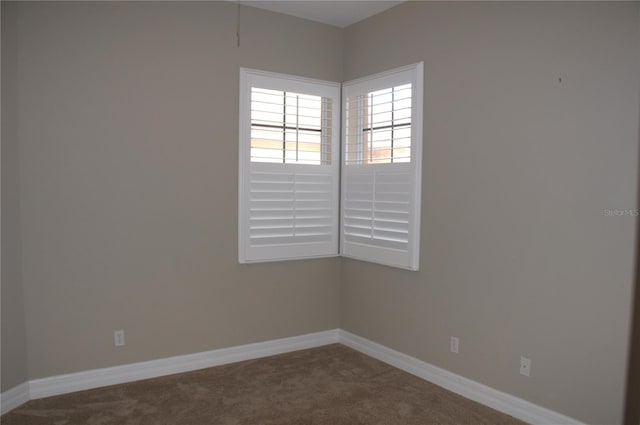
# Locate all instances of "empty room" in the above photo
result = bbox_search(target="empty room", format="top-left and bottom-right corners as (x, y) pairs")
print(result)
(2, 1), (640, 424)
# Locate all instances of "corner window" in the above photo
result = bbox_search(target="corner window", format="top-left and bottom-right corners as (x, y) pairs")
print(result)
(239, 63), (423, 270)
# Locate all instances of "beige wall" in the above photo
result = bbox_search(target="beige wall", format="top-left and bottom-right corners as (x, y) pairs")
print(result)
(4, 1), (640, 424)
(624, 11), (640, 422)
(1, 2), (29, 392)
(341, 2), (640, 424)
(7, 1), (342, 381)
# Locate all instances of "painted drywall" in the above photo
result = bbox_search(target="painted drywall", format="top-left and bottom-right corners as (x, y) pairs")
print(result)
(624, 9), (640, 423)
(5, 1), (640, 423)
(341, 2), (640, 424)
(1, 2), (29, 392)
(625, 167), (640, 424)
(8, 1), (342, 380)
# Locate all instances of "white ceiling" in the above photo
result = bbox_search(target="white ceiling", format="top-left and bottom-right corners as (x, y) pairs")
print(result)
(238, 1), (406, 28)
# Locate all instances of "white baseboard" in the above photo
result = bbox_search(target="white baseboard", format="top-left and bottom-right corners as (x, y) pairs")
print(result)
(1, 328), (584, 424)
(0, 382), (30, 415)
(339, 330), (584, 425)
(28, 329), (340, 400)
(0, 329), (339, 414)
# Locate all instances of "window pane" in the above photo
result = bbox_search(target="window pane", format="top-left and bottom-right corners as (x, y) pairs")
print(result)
(250, 87), (331, 165)
(345, 84), (412, 165)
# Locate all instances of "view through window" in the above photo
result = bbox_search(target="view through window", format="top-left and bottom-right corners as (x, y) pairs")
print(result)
(250, 88), (333, 165)
(344, 84), (412, 165)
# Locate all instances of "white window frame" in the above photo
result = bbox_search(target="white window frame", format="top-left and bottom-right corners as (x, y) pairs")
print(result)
(238, 63), (423, 270)
(238, 68), (341, 263)
(340, 63), (423, 271)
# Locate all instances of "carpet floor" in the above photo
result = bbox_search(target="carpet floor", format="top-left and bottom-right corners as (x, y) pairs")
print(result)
(1, 344), (527, 425)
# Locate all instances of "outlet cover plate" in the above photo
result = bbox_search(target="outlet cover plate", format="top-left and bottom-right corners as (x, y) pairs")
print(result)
(520, 356), (531, 376)
(114, 330), (125, 347)
(450, 336), (459, 354)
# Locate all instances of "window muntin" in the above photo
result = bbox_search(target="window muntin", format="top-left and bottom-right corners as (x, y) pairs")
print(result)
(251, 88), (333, 165)
(345, 84), (412, 165)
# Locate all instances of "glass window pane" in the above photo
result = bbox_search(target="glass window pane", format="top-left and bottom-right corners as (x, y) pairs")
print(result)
(344, 85), (412, 165)
(250, 87), (331, 165)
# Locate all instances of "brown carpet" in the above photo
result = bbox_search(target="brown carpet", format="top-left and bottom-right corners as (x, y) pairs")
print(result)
(1, 344), (527, 425)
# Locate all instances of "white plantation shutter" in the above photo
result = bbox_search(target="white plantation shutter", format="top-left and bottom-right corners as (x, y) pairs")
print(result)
(342, 165), (413, 265)
(239, 65), (422, 269)
(246, 164), (335, 259)
(341, 63), (423, 270)
(239, 69), (340, 263)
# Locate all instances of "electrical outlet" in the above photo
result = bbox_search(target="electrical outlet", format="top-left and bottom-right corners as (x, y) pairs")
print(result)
(114, 330), (125, 347)
(450, 336), (459, 354)
(520, 356), (531, 376)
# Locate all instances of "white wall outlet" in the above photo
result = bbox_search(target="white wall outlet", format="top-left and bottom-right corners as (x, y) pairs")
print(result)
(114, 330), (125, 347)
(450, 336), (459, 353)
(520, 356), (531, 376)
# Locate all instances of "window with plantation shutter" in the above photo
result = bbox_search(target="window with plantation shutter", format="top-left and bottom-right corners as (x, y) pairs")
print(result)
(239, 64), (423, 269)
(341, 63), (423, 270)
(239, 68), (340, 263)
